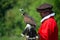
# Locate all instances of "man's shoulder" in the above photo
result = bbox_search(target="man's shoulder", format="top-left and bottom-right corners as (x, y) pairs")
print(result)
(45, 17), (56, 23)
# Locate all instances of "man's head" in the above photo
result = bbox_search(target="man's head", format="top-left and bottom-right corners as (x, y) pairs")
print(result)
(37, 3), (53, 18)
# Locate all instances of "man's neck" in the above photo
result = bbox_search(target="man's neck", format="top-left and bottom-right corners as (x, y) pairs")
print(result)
(41, 13), (55, 23)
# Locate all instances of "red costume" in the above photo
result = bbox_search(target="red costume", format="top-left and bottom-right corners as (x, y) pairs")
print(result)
(38, 13), (58, 40)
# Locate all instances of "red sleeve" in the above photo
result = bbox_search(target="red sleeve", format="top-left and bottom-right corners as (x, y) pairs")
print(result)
(41, 22), (49, 40)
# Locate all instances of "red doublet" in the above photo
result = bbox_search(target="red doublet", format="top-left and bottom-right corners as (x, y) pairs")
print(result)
(38, 17), (58, 40)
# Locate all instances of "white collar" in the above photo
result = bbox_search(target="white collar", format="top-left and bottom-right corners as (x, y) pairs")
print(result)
(41, 13), (55, 23)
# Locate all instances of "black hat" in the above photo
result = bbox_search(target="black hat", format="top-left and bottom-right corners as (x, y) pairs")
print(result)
(37, 3), (53, 12)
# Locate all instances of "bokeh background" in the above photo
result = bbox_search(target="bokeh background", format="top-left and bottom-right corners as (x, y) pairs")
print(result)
(0, 0), (60, 40)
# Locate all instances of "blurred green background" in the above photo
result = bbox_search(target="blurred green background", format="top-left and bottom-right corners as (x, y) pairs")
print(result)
(0, 0), (60, 40)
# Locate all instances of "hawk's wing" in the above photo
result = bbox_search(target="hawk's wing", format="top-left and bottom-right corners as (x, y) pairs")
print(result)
(24, 16), (36, 26)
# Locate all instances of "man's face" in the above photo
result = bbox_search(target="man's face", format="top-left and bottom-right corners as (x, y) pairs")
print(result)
(39, 9), (51, 18)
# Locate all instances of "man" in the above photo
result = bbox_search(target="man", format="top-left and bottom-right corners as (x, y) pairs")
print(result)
(20, 9), (38, 40)
(36, 3), (58, 40)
